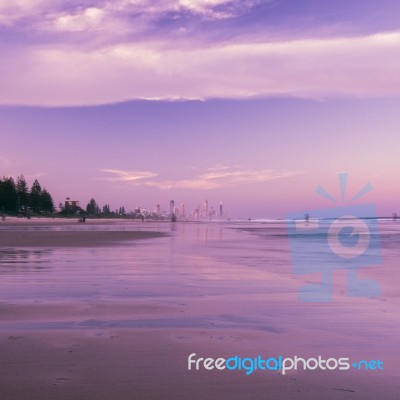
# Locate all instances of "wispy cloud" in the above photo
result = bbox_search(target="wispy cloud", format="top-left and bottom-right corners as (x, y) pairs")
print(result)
(0, 0), (260, 28)
(0, 156), (46, 180)
(153, 167), (303, 190)
(99, 168), (158, 182)
(25, 172), (48, 179)
(0, 0), (48, 25)
(1, 30), (400, 106)
(0, 155), (11, 167)
(52, 7), (107, 32)
(99, 166), (303, 190)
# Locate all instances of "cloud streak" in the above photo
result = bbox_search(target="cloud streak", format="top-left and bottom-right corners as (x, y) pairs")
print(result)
(156, 168), (303, 190)
(99, 168), (158, 182)
(100, 166), (303, 190)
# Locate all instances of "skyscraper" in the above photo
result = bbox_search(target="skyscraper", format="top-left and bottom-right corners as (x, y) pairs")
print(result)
(179, 204), (185, 218)
(170, 200), (175, 215)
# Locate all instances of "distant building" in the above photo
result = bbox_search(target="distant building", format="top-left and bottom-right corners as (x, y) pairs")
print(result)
(179, 203), (185, 218)
(209, 206), (215, 219)
(170, 200), (175, 215)
(219, 202), (223, 218)
(65, 197), (80, 209)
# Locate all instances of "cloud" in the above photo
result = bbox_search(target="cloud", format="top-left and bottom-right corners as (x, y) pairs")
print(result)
(152, 167), (303, 190)
(0, 155), (11, 167)
(1, 30), (400, 106)
(0, 0), (258, 27)
(0, 157), (45, 181)
(175, 0), (260, 19)
(25, 172), (48, 180)
(52, 7), (106, 32)
(99, 168), (158, 182)
(99, 166), (303, 190)
(0, 0), (48, 25)
(1, 1), (399, 106)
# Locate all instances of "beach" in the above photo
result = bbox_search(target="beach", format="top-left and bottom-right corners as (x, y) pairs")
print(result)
(0, 228), (167, 247)
(0, 219), (399, 399)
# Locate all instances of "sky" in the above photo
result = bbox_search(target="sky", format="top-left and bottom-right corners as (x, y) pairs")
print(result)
(1, 0), (400, 218)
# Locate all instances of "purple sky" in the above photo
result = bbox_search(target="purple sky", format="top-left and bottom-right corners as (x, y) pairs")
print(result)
(1, 1), (400, 217)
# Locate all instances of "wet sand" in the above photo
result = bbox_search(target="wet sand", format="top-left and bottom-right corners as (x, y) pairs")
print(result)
(0, 301), (397, 400)
(0, 230), (167, 247)
(0, 220), (399, 399)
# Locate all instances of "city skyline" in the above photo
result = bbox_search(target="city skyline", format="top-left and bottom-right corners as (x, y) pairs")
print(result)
(63, 195), (224, 220)
(1, 1), (400, 217)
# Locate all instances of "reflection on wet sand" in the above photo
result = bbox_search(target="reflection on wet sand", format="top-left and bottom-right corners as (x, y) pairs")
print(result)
(0, 220), (399, 399)
(0, 249), (53, 272)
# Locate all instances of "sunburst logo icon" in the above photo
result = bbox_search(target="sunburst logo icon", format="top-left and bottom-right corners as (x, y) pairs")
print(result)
(287, 173), (381, 302)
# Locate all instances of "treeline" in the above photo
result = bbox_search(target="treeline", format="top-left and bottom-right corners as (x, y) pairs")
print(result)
(84, 198), (162, 220)
(59, 197), (128, 217)
(0, 175), (54, 214)
(85, 198), (126, 216)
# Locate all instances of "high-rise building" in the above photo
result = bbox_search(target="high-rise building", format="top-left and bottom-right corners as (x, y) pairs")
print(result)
(170, 200), (175, 214)
(219, 202), (223, 218)
(204, 199), (208, 216)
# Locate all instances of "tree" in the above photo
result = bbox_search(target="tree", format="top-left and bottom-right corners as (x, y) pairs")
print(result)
(0, 175), (56, 215)
(30, 179), (42, 212)
(86, 198), (99, 215)
(16, 175), (29, 213)
(40, 189), (54, 212)
(0, 177), (18, 212)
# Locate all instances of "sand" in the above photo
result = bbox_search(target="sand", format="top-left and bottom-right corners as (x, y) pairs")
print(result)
(0, 220), (399, 399)
(0, 217), (168, 247)
(0, 230), (167, 247)
(0, 302), (397, 400)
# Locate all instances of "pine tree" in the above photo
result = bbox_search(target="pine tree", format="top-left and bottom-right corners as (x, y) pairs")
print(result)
(40, 189), (54, 212)
(0, 177), (18, 212)
(86, 198), (98, 214)
(30, 179), (42, 212)
(16, 175), (29, 213)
